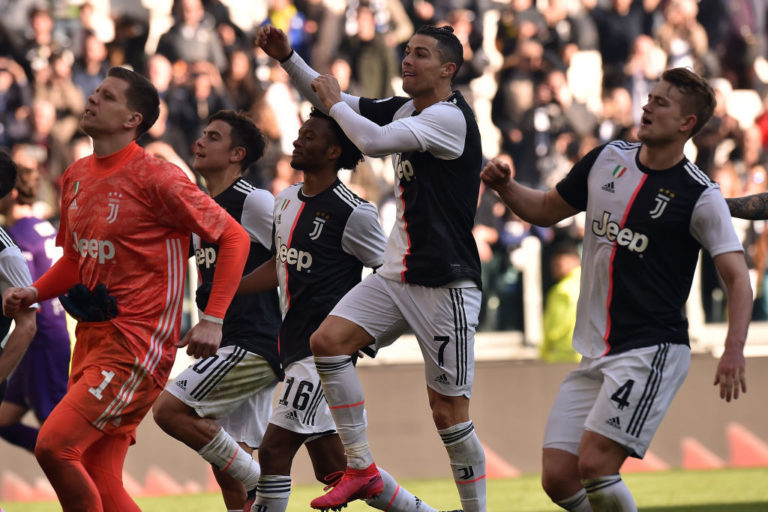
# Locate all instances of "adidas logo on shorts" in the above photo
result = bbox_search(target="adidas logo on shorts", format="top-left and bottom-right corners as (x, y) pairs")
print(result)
(434, 374), (449, 385)
(285, 410), (299, 422)
(606, 416), (621, 429)
(176, 379), (187, 390)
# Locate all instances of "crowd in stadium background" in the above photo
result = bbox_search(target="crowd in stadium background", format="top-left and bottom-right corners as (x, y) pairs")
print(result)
(0, 0), (766, 336)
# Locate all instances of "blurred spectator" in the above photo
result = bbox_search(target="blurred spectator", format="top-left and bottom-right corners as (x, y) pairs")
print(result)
(223, 48), (266, 113)
(19, 7), (61, 82)
(157, 0), (227, 72)
(67, 2), (115, 58)
(719, 0), (767, 89)
(146, 53), (175, 102)
(540, 238), (581, 363)
(655, 0), (710, 74)
(139, 99), (192, 166)
(338, 2), (399, 98)
(72, 30), (109, 102)
(21, 99), (72, 210)
(730, 124), (768, 179)
(539, 0), (599, 68)
(495, 0), (548, 62)
(107, 13), (149, 72)
(492, 38), (549, 168)
(263, 0), (312, 62)
(32, 50), (84, 146)
(173, 60), (234, 150)
(0, 57), (32, 150)
(595, 86), (635, 143)
(692, 77), (741, 174)
(623, 34), (666, 126)
(589, 0), (650, 88)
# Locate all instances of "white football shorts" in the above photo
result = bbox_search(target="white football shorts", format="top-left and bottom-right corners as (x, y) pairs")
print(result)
(269, 356), (344, 441)
(167, 345), (278, 448)
(543, 342), (690, 458)
(330, 272), (481, 398)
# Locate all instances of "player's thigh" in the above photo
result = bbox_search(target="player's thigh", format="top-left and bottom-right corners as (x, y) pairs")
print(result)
(543, 363), (604, 456)
(166, 345), (277, 419)
(398, 284), (481, 398)
(269, 357), (344, 438)
(327, 273), (409, 352)
(64, 353), (163, 437)
(585, 343), (690, 458)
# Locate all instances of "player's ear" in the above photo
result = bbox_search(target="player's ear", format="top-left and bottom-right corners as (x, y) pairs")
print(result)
(326, 144), (342, 161)
(231, 146), (246, 164)
(680, 114), (697, 134)
(125, 111), (143, 130)
(441, 62), (456, 79)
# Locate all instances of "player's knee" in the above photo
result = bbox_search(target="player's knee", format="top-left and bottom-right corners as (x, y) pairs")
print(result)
(577, 452), (607, 480)
(151, 397), (174, 432)
(541, 467), (572, 501)
(34, 435), (77, 467)
(310, 326), (341, 356)
(428, 394), (469, 430)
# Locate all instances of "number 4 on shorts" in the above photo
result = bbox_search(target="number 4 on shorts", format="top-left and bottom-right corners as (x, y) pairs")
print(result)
(610, 379), (634, 410)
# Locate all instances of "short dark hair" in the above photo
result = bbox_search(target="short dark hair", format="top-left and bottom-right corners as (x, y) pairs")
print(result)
(415, 25), (463, 81)
(661, 67), (716, 137)
(0, 151), (18, 199)
(208, 110), (266, 171)
(308, 109), (363, 171)
(107, 66), (160, 137)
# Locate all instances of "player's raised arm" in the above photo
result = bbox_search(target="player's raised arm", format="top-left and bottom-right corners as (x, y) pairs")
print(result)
(481, 158), (578, 227)
(726, 192), (768, 219)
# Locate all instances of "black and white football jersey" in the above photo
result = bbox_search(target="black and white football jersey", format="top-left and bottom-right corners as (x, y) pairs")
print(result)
(192, 178), (281, 376)
(556, 141), (743, 358)
(358, 91), (483, 288)
(0, 228), (32, 345)
(273, 179), (385, 367)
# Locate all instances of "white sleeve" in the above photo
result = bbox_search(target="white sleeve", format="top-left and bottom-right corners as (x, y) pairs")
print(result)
(329, 101), (466, 159)
(341, 202), (387, 268)
(0, 246), (33, 293)
(690, 187), (745, 257)
(281, 51), (361, 114)
(242, 189), (275, 250)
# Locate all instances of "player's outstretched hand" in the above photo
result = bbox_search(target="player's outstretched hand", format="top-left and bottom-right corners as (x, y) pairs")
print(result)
(176, 318), (222, 359)
(480, 158), (513, 191)
(713, 345), (746, 402)
(2, 287), (37, 317)
(311, 74), (342, 110)
(255, 24), (292, 61)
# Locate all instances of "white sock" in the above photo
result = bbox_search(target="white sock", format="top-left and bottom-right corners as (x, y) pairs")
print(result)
(582, 475), (637, 512)
(556, 488), (592, 511)
(314, 355), (372, 469)
(365, 467), (438, 512)
(252, 475), (292, 512)
(439, 421), (486, 512)
(197, 428), (261, 491)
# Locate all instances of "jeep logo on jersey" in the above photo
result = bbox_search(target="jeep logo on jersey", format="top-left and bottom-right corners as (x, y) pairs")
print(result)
(591, 212), (649, 253)
(195, 246), (216, 268)
(277, 244), (313, 272)
(72, 232), (115, 263)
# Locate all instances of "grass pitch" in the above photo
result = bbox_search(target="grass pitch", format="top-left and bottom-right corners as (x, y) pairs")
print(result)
(2, 468), (766, 511)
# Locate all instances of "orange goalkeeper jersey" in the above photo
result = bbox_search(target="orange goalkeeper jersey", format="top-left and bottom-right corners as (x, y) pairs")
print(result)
(57, 142), (232, 383)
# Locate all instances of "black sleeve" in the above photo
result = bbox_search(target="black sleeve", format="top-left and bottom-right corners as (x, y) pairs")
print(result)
(555, 143), (606, 211)
(358, 96), (411, 126)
